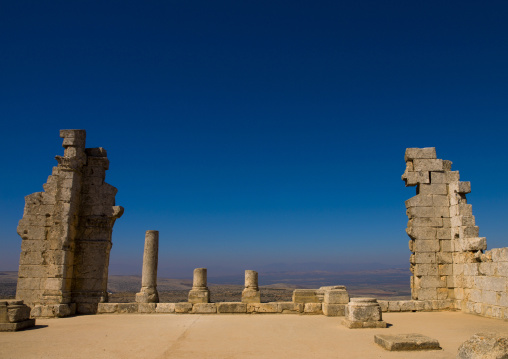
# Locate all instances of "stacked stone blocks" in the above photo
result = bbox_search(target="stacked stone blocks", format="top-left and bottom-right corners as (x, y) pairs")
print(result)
(403, 147), (508, 320)
(0, 300), (35, 331)
(16, 130), (123, 316)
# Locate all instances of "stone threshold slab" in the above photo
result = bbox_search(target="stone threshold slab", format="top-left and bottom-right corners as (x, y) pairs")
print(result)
(374, 333), (441, 351)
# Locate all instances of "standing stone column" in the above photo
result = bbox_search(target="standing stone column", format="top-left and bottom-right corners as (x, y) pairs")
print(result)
(188, 268), (210, 303)
(136, 231), (159, 303)
(242, 270), (260, 303)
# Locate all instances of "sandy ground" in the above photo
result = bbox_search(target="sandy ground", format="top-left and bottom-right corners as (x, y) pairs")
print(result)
(1, 312), (507, 359)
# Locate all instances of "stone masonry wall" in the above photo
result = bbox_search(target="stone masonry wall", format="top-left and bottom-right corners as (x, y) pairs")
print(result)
(402, 147), (508, 320)
(16, 130), (123, 316)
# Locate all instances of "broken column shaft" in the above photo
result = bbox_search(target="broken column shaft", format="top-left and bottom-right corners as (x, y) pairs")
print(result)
(188, 268), (210, 303)
(135, 230), (159, 303)
(242, 270), (260, 303)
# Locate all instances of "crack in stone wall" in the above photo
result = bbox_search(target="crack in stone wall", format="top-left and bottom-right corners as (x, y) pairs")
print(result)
(403, 147), (508, 319)
(16, 130), (123, 317)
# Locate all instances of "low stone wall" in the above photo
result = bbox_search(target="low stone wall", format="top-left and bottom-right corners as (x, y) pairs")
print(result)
(97, 299), (462, 315)
(454, 247), (508, 320)
(378, 299), (455, 312)
(97, 302), (321, 315)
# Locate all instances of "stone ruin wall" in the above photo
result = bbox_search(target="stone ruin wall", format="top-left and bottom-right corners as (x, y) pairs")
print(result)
(16, 130), (123, 316)
(403, 147), (508, 320)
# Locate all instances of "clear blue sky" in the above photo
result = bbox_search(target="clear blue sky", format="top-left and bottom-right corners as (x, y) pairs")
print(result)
(1, 1), (507, 278)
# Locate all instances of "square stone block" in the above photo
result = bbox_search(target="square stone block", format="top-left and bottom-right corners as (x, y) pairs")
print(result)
(293, 289), (319, 303)
(304, 303), (322, 314)
(322, 303), (345, 316)
(156, 303), (175, 313)
(278, 302), (303, 314)
(324, 290), (349, 304)
(117, 303), (138, 314)
(192, 303), (217, 314)
(188, 289), (210, 304)
(175, 303), (193, 313)
(0, 319), (36, 332)
(375, 334), (441, 351)
(138, 303), (157, 313)
(247, 303), (279, 313)
(31, 304), (75, 318)
(345, 298), (382, 322)
(342, 319), (387, 329)
(217, 302), (247, 313)
(241, 289), (261, 303)
(97, 303), (118, 314)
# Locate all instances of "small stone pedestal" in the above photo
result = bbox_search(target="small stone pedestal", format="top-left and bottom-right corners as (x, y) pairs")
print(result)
(322, 286), (349, 316)
(342, 298), (387, 329)
(0, 300), (35, 332)
(242, 270), (260, 303)
(188, 268), (210, 304)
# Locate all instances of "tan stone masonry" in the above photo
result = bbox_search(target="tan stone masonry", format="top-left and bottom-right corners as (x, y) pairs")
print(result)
(16, 130), (123, 317)
(403, 147), (508, 320)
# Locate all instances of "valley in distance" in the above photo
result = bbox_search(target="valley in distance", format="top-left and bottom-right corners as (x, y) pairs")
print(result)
(0, 268), (411, 302)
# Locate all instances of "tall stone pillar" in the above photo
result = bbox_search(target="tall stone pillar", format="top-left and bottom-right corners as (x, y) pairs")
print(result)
(136, 231), (159, 303)
(16, 129), (123, 317)
(242, 270), (260, 303)
(188, 268), (210, 303)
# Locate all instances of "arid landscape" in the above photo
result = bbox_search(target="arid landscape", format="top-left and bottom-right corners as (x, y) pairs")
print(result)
(0, 269), (411, 302)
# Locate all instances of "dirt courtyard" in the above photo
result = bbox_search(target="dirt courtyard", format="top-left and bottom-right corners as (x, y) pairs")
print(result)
(1, 311), (507, 359)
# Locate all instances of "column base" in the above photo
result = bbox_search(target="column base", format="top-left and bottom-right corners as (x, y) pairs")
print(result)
(188, 289), (210, 304)
(241, 289), (260, 303)
(135, 289), (159, 303)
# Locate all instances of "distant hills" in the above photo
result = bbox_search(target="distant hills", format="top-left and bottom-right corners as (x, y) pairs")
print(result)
(0, 268), (411, 300)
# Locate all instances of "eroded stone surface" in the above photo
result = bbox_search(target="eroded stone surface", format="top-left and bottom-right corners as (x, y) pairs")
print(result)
(457, 333), (508, 359)
(0, 300), (35, 331)
(403, 148), (508, 319)
(374, 333), (441, 351)
(16, 130), (123, 316)
(343, 298), (386, 329)
(217, 302), (247, 313)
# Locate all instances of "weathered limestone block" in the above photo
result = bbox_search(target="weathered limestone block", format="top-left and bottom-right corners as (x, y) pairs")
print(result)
(278, 302), (304, 314)
(156, 303), (175, 313)
(0, 300), (36, 332)
(192, 303), (217, 314)
(323, 289), (349, 304)
(399, 301), (416, 312)
(292, 289), (319, 303)
(375, 334), (441, 351)
(117, 303), (138, 314)
(458, 237), (487, 252)
(31, 303), (75, 318)
(247, 303), (279, 313)
(188, 268), (210, 304)
(138, 303), (157, 313)
(175, 303), (193, 313)
(342, 298), (387, 329)
(217, 302), (247, 313)
(241, 270), (260, 303)
(404, 147), (437, 161)
(97, 303), (118, 313)
(322, 304), (345, 316)
(136, 230), (159, 303)
(457, 333), (508, 359)
(304, 303), (323, 314)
